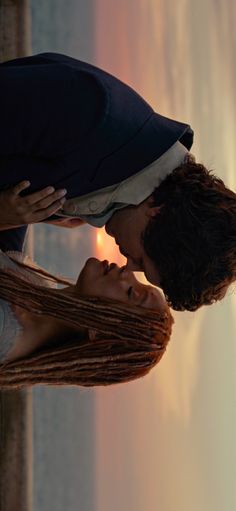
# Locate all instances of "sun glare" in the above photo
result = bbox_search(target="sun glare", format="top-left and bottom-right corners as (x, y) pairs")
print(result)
(95, 227), (126, 265)
(96, 231), (103, 248)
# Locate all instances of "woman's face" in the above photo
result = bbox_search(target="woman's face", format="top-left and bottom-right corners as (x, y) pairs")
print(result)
(75, 257), (167, 312)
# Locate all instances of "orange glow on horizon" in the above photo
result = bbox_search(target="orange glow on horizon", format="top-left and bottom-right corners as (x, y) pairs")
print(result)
(96, 231), (103, 249)
(95, 227), (126, 266)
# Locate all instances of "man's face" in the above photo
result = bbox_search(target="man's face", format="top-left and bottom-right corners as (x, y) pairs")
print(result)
(105, 195), (162, 287)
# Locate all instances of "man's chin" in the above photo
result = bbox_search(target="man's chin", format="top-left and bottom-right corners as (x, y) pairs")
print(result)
(105, 219), (112, 236)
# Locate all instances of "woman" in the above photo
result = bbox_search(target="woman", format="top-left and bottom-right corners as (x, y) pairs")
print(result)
(0, 252), (173, 390)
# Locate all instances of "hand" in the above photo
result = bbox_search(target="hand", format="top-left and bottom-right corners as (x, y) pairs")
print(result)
(0, 181), (67, 229)
(45, 217), (86, 228)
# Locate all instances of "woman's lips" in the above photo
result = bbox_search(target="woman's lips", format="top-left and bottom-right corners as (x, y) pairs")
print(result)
(102, 261), (119, 275)
(102, 260), (109, 274)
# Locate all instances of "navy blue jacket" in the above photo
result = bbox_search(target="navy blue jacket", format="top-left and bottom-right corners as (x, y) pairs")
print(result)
(0, 52), (193, 251)
(0, 52), (193, 194)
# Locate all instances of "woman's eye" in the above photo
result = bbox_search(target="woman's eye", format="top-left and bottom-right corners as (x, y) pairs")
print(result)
(127, 286), (133, 297)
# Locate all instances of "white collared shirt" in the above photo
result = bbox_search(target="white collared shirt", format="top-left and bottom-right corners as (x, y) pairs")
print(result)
(56, 141), (188, 227)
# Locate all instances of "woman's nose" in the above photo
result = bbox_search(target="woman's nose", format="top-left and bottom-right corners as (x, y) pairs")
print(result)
(120, 269), (131, 281)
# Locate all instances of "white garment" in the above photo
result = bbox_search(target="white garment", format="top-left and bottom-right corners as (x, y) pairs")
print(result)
(56, 141), (188, 226)
(0, 250), (55, 362)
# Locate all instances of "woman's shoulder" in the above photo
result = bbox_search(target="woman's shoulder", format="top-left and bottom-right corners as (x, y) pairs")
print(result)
(0, 250), (25, 361)
(0, 249), (31, 272)
(0, 249), (56, 288)
(0, 249), (56, 363)
(0, 248), (23, 268)
(0, 294), (23, 363)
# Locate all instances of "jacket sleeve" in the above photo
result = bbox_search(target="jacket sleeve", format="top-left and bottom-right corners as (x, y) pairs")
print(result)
(0, 54), (105, 159)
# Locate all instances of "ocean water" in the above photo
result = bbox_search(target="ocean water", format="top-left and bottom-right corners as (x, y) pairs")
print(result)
(30, 2), (97, 510)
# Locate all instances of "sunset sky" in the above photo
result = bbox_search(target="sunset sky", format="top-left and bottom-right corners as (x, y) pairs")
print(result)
(93, 1), (236, 510)
(29, 1), (236, 509)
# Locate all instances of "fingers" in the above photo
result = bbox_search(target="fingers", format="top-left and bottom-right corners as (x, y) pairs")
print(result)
(31, 189), (67, 210)
(9, 181), (68, 204)
(50, 218), (86, 228)
(12, 180), (31, 195)
(6, 181), (70, 223)
(31, 198), (67, 222)
(19, 185), (67, 206)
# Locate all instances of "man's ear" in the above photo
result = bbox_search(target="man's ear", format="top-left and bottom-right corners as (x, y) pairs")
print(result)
(146, 194), (162, 218)
(148, 205), (162, 218)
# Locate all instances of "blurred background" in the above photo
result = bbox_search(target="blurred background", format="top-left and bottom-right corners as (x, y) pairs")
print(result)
(4, 1), (236, 510)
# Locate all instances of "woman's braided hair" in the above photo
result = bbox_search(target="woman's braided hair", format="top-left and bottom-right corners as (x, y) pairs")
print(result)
(0, 258), (173, 389)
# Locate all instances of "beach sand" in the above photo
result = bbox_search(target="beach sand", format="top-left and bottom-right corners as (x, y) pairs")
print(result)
(0, 2), (33, 510)
(0, 0), (32, 62)
(0, 390), (33, 510)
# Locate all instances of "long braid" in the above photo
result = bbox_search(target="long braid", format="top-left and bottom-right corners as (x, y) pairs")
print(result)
(0, 262), (173, 389)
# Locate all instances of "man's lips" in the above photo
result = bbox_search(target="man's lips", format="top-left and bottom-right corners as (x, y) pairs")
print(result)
(112, 238), (128, 258)
(102, 261), (119, 275)
(105, 224), (129, 259)
(105, 220), (113, 236)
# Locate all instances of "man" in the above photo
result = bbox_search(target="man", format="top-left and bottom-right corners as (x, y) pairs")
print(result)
(0, 53), (236, 311)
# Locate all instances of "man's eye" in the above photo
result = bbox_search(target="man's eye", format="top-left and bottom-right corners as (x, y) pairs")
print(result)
(127, 286), (133, 297)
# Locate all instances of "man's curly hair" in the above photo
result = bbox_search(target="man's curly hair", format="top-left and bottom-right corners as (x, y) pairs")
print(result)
(142, 155), (236, 311)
